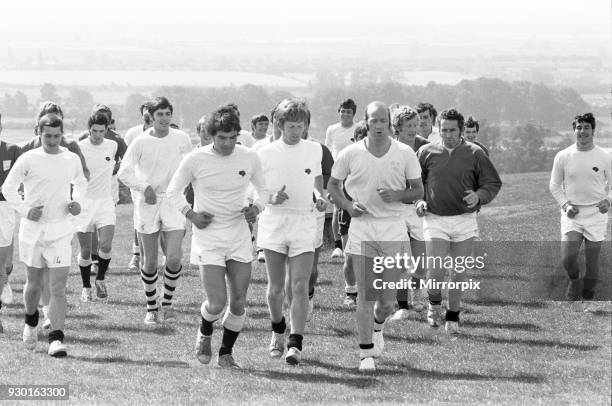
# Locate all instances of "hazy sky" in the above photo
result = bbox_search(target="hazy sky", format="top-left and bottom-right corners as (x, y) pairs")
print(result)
(1, 0), (610, 46)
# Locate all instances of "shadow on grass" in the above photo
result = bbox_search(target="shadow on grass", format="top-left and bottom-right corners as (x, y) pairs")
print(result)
(461, 320), (542, 331)
(249, 277), (332, 287)
(69, 336), (121, 346)
(463, 299), (548, 308)
(383, 361), (546, 383)
(461, 333), (600, 351)
(76, 323), (177, 335)
(1, 311), (102, 320)
(244, 368), (380, 388)
(72, 355), (190, 369)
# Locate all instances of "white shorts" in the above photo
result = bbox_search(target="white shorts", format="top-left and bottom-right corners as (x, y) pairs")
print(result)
(314, 209), (326, 249)
(257, 208), (316, 257)
(346, 216), (410, 259)
(76, 197), (116, 233)
(561, 205), (609, 242)
(0, 202), (17, 247)
(18, 219), (74, 269)
(190, 221), (252, 267)
(423, 212), (479, 242)
(403, 204), (424, 241)
(134, 196), (185, 234)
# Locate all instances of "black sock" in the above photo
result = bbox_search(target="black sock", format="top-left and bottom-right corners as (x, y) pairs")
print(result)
(219, 327), (240, 356)
(48, 329), (64, 343)
(398, 300), (410, 310)
(308, 288), (315, 300)
(96, 257), (111, 280)
(374, 317), (385, 332)
(287, 334), (303, 351)
(91, 253), (99, 263)
(347, 292), (357, 298)
(200, 317), (214, 336)
(271, 317), (286, 334)
(79, 264), (92, 288)
(445, 310), (460, 322)
(359, 343), (374, 350)
(0, 300), (3, 310)
(430, 299), (442, 306)
(410, 277), (421, 289)
(334, 240), (342, 249)
(25, 310), (39, 327)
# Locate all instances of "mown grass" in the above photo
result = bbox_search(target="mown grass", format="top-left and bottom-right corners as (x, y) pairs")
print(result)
(0, 171), (610, 405)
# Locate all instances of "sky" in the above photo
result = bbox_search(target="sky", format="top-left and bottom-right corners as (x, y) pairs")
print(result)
(1, 0), (610, 47)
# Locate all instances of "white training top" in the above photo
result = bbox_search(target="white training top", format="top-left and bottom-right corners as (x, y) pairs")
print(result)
(237, 129), (255, 148)
(425, 126), (442, 145)
(332, 138), (422, 218)
(124, 124), (146, 146)
(325, 122), (357, 160)
(78, 138), (118, 199)
(257, 139), (322, 212)
(550, 144), (612, 206)
(118, 128), (193, 199)
(1, 147), (87, 221)
(167, 145), (269, 230)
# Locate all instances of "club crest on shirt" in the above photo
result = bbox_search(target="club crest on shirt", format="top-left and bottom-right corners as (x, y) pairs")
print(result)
(105, 157), (111, 161)
(305, 168), (311, 174)
(239, 170), (246, 177)
(592, 167), (599, 172)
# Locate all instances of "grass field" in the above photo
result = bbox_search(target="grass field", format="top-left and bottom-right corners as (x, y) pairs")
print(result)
(0, 172), (610, 405)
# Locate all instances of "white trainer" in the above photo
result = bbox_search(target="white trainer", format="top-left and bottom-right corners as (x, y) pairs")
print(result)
(23, 324), (38, 351)
(306, 298), (314, 322)
(285, 347), (302, 365)
(196, 330), (212, 364)
(411, 289), (426, 313)
(445, 321), (460, 335)
(95, 280), (108, 299)
(388, 308), (410, 322)
(427, 303), (442, 328)
(48, 340), (67, 357)
(372, 331), (384, 356)
(144, 311), (159, 325)
(343, 294), (357, 307)
(331, 247), (344, 258)
(269, 332), (285, 358)
(359, 357), (376, 372)
(81, 288), (93, 303)
(128, 254), (140, 271)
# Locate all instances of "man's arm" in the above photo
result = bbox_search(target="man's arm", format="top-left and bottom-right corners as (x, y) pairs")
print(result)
(474, 151), (502, 206)
(549, 152), (568, 208)
(117, 141), (149, 192)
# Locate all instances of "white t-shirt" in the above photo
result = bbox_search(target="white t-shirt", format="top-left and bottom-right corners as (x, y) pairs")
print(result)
(257, 139), (322, 212)
(118, 128), (193, 199)
(332, 139), (421, 218)
(325, 122), (357, 159)
(167, 145), (269, 230)
(550, 144), (612, 206)
(78, 138), (118, 199)
(237, 130), (256, 148)
(1, 147), (87, 221)
(424, 127), (442, 145)
(124, 124), (147, 146)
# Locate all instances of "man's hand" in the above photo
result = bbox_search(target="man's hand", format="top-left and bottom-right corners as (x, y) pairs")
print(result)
(144, 186), (156, 205)
(596, 199), (610, 214)
(563, 202), (579, 219)
(270, 185), (289, 205)
(67, 201), (81, 216)
(188, 210), (214, 229)
(348, 201), (368, 218)
(377, 188), (400, 203)
(415, 200), (428, 217)
(242, 205), (260, 223)
(315, 197), (328, 212)
(463, 190), (480, 209)
(27, 205), (44, 222)
(83, 168), (91, 181)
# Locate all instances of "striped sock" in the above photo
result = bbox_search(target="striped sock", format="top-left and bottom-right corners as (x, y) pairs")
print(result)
(161, 265), (182, 308)
(140, 269), (158, 312)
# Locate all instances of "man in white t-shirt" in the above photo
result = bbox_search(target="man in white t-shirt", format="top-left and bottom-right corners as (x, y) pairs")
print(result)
(2, 114), (87, 357)
(257, 99), (328, 365)
(76, 113), (118, 302)
(328, 101), (423, 372)
(416, 102), (442, 145)
(325, 99), (358, 259)
(550, 113), (612, 309)
(118, 97), (193, 325)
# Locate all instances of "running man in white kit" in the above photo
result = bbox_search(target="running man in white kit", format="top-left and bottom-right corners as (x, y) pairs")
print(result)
(118, 96), (192, 325)
(76, 113), (118, 301)
(549, 113), (611, 308)
(2, 113), (87, 357)
(328, 101), (423, 372)
(167, 105), (272, 369)
(257, 98), (327, 365)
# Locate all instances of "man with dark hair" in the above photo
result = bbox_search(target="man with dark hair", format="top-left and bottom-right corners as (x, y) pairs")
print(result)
(325, 98), (358, 259)
(464, 116), (489, 156)
(2, 113), (87, 356)
(0, 112), (21, 328)
(251, 114), (270, 142)
(328, 101), (423, 372)
(417, 108), (501, 335)
(76, 113), (118, 301)
(167, 105), (271, 368)
(416, 102), (442, 145)
(550, 113), (611, 310)
(119, 96), (193, 325)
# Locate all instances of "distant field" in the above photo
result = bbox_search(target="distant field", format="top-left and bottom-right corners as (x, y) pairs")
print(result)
(0, 171), (610, 405)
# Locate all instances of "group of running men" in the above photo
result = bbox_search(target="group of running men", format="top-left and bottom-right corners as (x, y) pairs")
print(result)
(0, 95), (609, 372)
